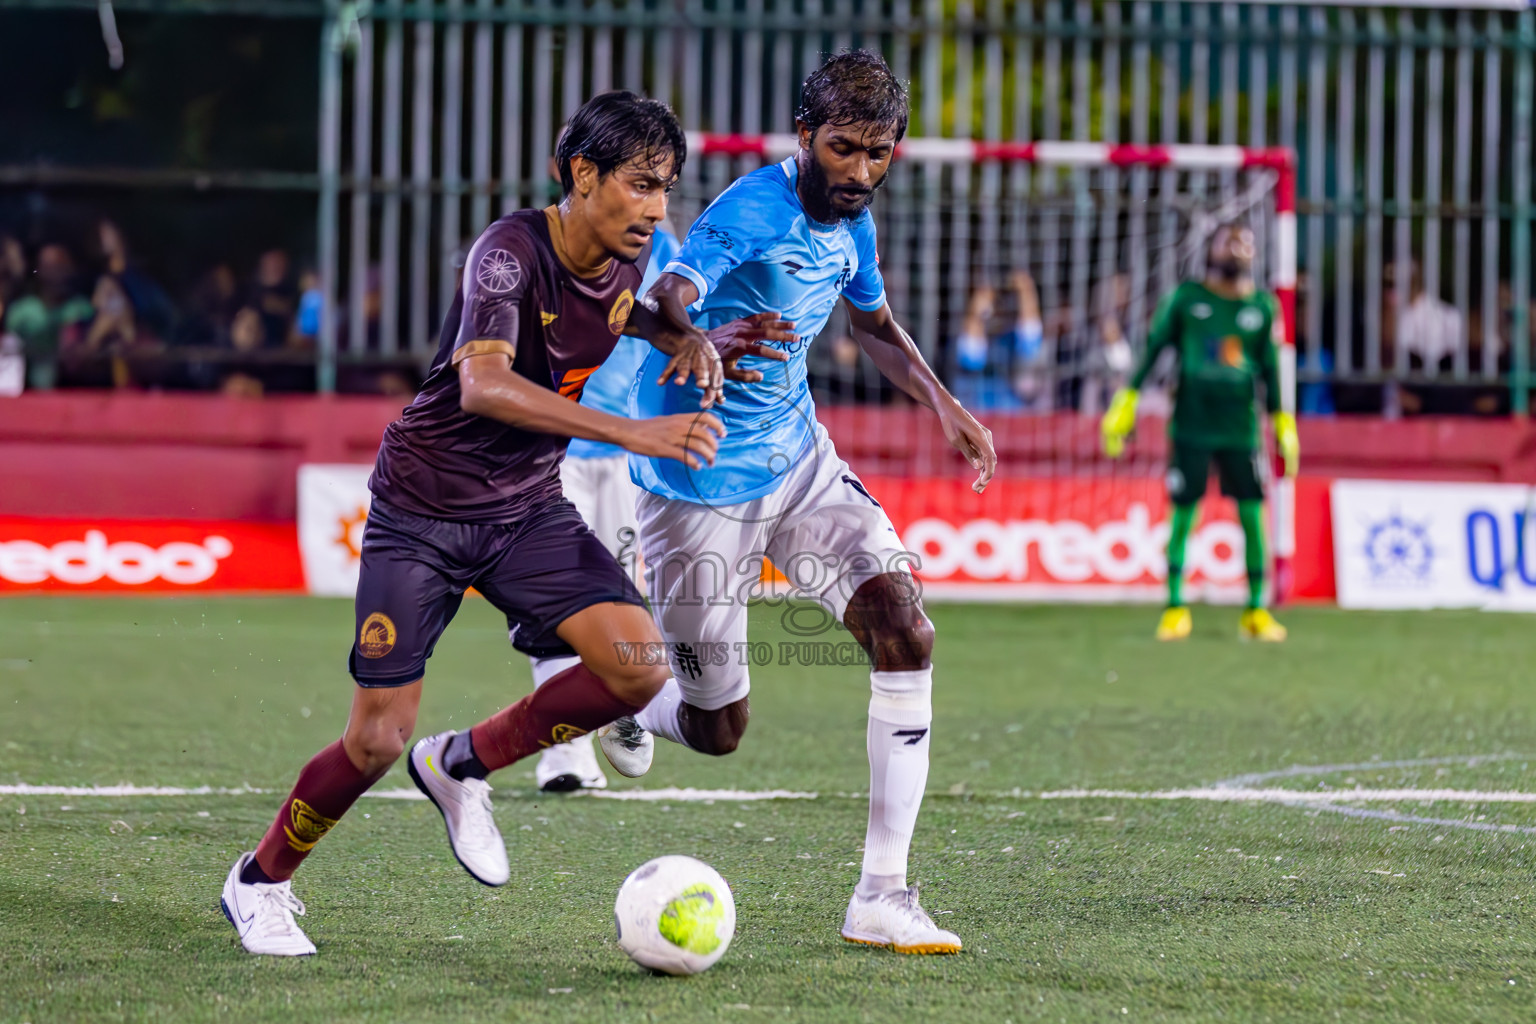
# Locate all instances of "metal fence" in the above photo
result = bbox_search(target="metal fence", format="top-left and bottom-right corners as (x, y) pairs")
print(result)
(314, 0), (1534, 410)
(6, 0), (1532, 409)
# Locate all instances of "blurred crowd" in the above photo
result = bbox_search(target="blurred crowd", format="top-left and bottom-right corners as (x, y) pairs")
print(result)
(0, 220), (415, 399)
(1, 217), (1527, 417)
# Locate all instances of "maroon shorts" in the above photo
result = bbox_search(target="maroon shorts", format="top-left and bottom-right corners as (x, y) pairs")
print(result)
(348, 497), (645, 687)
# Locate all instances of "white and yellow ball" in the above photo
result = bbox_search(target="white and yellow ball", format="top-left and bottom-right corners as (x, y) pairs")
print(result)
(614, 855), (736, 975)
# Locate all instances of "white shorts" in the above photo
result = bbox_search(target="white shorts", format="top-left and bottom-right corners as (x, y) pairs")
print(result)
(560, 453), (643, 589)
(636, 425), (912, 710)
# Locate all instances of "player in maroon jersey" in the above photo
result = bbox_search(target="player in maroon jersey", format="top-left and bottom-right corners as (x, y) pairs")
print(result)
(220, 91), (794, 955)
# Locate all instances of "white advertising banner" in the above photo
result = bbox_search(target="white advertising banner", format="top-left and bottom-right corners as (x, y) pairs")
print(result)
(297, 464), (374, 597)
(1331, 479), (1536, 611)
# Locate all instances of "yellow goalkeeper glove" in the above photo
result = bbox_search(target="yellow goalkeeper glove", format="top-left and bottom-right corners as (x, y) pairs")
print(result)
(1101, 387), (1139, 458)
(1273, 411), (1299, 478)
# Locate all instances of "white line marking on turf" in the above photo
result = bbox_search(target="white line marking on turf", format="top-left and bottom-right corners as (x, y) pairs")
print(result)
(1213, 753), (1529, 788)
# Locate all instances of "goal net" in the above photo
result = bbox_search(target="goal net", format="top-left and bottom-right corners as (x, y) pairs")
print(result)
(680, 136), (1297, 604)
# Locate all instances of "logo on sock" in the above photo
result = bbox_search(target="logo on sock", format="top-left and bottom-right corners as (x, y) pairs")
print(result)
(892, 728), (928, 746)
(550, 723), (589, 745)
(358, 612), (397, 659)
(285, 798), (339, 853)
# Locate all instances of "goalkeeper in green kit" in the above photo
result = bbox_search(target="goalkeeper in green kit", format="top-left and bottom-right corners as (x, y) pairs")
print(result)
(1100, 224), (1298, 642)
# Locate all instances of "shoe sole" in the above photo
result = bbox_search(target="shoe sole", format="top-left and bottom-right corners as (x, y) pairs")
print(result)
(841, 933), (962, 955)
(406, 750), (507, 888)
(597, 734), (652, 778)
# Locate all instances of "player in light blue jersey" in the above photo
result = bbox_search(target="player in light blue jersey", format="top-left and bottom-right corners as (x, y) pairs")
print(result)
(612, 51), (997, 955)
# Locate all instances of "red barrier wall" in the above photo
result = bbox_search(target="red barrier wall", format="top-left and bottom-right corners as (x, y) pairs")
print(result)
(2, 393), (1532, 521)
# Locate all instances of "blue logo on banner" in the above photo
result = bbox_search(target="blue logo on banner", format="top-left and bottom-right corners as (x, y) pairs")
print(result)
(1362, 511), (1435, 586)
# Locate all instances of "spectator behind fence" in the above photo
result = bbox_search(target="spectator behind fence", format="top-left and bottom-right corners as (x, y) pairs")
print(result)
(58, 272), (167, 389)
(250, 248), (298, 348)
(3, 243), (94, 390)
(1384, 261), (1466, 416)
(1078, 271), (1134, 418)
(0, 236), (25, 396)
(951, 271), (1051, 412)
(96, 220), (175, 341)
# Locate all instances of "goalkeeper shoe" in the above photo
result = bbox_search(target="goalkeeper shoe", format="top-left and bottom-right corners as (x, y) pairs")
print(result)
(407, 731), (511, 886)
(221, 852), (316, 956)
(1156, 606), (1193, 642)
(535, 732), (608, 792)
(841, 885), (963, 955)
(597, 716), (653, 778)
(1240, 608), (1288, 643)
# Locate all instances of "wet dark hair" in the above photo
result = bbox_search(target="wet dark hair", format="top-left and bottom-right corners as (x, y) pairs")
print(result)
(795, 49), (910, 143)
(556, 90), (686, 197)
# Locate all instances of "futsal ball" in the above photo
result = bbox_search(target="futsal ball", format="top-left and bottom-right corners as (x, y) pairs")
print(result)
(614, 855), (736, 975)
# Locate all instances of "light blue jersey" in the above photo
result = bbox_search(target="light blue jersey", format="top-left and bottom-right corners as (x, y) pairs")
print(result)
(630, 157), (887, 504)
(566, 225), (681, 460)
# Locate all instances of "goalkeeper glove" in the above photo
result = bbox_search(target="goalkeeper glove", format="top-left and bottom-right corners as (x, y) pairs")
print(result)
(1100, 387), (1139, 458)
(1273, 411), (1300, 478)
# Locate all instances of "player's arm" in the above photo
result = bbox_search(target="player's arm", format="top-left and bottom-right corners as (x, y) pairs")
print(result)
(638, 273), (795, 384)
(1102, 284), (1182, 456)
(845, 300), (997, 493)
(1261, 295), (1299, 477)
(458, 352), (723, 470)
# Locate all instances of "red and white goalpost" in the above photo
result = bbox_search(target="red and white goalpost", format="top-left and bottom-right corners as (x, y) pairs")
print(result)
(685, 132), (1300, 604)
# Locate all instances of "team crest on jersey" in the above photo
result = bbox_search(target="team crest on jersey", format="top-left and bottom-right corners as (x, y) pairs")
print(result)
(608, 288), (634, 335)
(358, 612), (397, 659)
(476, 249), (521, 294)
(284, 798), (339, 853)
(1190, 303), (1213, 320)
(1236, 306), (1264, 332)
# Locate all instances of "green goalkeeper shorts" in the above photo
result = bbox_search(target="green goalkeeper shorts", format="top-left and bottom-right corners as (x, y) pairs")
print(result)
(1166, 442), (1265, 505)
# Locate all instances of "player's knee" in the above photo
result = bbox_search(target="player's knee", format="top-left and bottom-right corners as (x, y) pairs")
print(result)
(343, 717), (412, 774)
(679, 699), (749, 756)
(846, 573), (933, 670)
(598, 660), (670, 708)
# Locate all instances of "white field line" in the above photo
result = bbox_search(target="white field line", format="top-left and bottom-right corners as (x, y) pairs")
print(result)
(3, 783), (1535, 805)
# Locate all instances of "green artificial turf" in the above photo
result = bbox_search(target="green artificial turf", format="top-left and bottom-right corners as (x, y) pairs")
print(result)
(2, 597), (1534, 1022)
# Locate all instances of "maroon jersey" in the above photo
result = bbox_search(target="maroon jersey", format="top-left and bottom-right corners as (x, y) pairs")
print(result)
(370, 208), (650, 523)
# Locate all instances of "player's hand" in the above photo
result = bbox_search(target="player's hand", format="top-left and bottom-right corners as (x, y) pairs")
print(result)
(656, 327), (727, 409)
(708, 312), (795, 383)
(1273, 411), (1300, 478)
(1101, 387), (1139, 458)
(624, 412), (726, 470)
(937, 396), (997, 494)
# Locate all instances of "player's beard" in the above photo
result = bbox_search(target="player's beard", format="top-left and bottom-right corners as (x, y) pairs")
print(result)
(1210, 257), (1247, 282)
(801, 154), (883, 224)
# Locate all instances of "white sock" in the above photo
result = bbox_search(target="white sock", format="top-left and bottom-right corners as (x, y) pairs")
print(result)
(858, 668), (933, 898)
(529, 655), (582, 688)
(635, 676), (692, 748)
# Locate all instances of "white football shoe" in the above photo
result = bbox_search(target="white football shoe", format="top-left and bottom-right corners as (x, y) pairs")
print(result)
(407, 730), (511, 886)
(841, 885), (963, 955)
(596, 715), (653, 778)
(220, 852), (316, 956)
(535, 732), (608, 792)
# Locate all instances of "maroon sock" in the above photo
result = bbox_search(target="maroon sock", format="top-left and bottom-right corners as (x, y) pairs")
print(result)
(468, 663), (645, 775)
(250, 739), (388, 882)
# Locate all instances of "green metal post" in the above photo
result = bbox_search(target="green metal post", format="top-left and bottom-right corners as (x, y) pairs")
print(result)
(316, 2), (342, 394)
(1514, 10), (1532, 415)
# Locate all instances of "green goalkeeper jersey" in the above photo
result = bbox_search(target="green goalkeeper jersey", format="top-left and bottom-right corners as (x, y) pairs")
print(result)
(1129, 279), (1281, 451)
